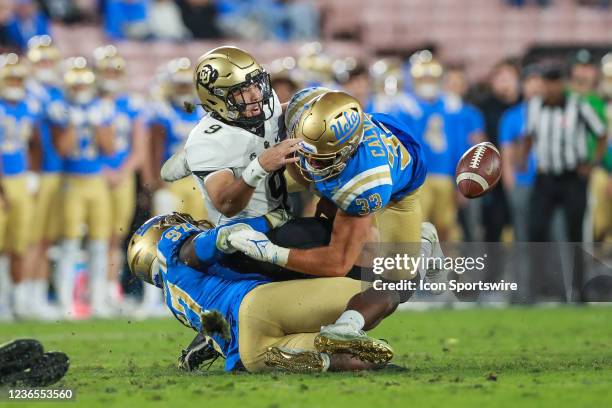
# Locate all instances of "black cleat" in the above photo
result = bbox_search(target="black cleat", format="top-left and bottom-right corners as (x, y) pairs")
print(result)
(178, 333), (223, 372)
(1, 351), (69, 387)
(0, 339), (44, 378)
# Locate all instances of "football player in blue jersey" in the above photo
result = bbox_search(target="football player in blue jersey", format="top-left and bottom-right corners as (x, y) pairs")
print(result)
(26, 35), (65, 320)
(149, 57), (207, 221)
(94, 45), (148, 311)
(230, 87), (428, 271)
(499, 66), (544, 242)
(48, 57), (115, 318)
(226, 88), (450, 335)
(127, 212), (394, 373)
(0, 53), (42, 320)
(403, 51), (476, 241)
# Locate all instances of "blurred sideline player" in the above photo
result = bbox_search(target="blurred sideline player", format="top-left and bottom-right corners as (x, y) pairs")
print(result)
(442, 63), (487, 241)
(0, 54), (41, 319)
(354, 58), (418, 121)
(49, 57), (115, 318)
(149, 57), (207, 220)
(93, 45), (147, 311)
(592, 53), (612, 242)
(403, 51), (475, 241)
(140, 57), (206, 318)
(128, 213), (393, 373)
(499, 66), (544, 242)
(26, 36), (65, 320)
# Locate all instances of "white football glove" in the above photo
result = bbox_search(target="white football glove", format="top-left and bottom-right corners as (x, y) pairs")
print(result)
(215, 223), (254, 254)
(228, 229), (290, 266)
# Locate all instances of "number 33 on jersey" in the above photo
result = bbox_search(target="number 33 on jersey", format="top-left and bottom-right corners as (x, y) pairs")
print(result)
(315, 113), (427, 216)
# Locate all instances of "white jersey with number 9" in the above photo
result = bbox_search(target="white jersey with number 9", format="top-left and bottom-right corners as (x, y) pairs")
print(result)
(183, 91), (289, 225)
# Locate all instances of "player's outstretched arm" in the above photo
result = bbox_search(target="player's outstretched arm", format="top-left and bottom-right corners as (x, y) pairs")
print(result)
(229, 210), (372, 277)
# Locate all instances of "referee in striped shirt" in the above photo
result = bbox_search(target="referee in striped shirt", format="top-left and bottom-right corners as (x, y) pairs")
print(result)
(525, 64), (607, 242)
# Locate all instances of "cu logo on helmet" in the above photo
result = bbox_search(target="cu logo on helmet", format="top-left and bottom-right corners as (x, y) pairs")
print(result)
(197, 64), (218, 90)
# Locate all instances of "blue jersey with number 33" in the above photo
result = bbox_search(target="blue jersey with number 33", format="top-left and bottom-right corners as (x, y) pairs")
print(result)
(311, 112), (427, 216)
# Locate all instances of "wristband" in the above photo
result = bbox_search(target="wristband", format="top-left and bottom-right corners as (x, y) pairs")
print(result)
(242, 158), (269, 188)
(272, 246), (290, 267)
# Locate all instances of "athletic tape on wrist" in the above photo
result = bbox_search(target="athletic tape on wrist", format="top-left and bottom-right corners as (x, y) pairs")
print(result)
(242, 158), (269, 188)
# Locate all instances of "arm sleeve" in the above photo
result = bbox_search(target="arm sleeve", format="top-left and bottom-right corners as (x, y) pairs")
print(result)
(526, 98), (540, 136)
(161, 150), (191, 181)
(499, 109), (517, 146)
(580, 102), (606, 137)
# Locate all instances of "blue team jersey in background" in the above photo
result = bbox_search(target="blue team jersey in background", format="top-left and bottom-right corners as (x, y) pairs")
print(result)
(148, 102), (202, 162)
(102, 94), (144, 170)
(402, 97), (473, 177)
(48, 98), (112, 175)
(154, 217), (271, 371)
(311, 112), (426, 216)
(499, 102), (536, 187)
(27, 82), (64, 173)
(0, 98), (40, 175)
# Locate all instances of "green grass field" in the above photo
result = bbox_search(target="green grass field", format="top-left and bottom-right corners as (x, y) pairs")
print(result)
(1, 307), (612, 407)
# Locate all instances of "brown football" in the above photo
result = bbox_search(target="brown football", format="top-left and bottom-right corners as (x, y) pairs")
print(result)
(455, 142), (502, 198)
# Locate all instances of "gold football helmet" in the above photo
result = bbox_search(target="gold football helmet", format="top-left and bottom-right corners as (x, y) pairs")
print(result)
(288, 90), (364, 181)
(127, 213), (213, 287)
(63, 56), (97, 104)
(409, 50), (443, 100)
(167, 57), (197, 108)
(93, 45), (126, 95)
(295, 42), (335, 86)
(370, 58), (404, 96)
(27, 35), (60, 85)
(0, 53), (29, 102)
(194, 46), (273, 126)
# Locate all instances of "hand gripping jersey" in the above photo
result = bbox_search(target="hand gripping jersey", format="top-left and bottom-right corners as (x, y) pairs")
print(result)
(311, 113), (427, 216)
(101, 94), (144, 169)
(0, 98), (40, 175)
(153, 217), (271, 371)
(184, 91), (288, 225)
(47, 98), (113, 175)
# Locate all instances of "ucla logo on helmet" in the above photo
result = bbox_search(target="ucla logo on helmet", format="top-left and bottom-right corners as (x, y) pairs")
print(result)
(330, 110), (360, 143)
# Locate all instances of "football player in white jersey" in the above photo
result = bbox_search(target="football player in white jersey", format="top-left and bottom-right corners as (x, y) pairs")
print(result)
(161, 46), (300, 227)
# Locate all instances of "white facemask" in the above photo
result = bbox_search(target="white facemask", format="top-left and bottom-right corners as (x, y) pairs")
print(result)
(415, 83), (440, 100)
(100, 79), (121, 94)
(2, 86), (26, 102)
(35, 68), (58, 85)
(71, 89), (95, 105)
